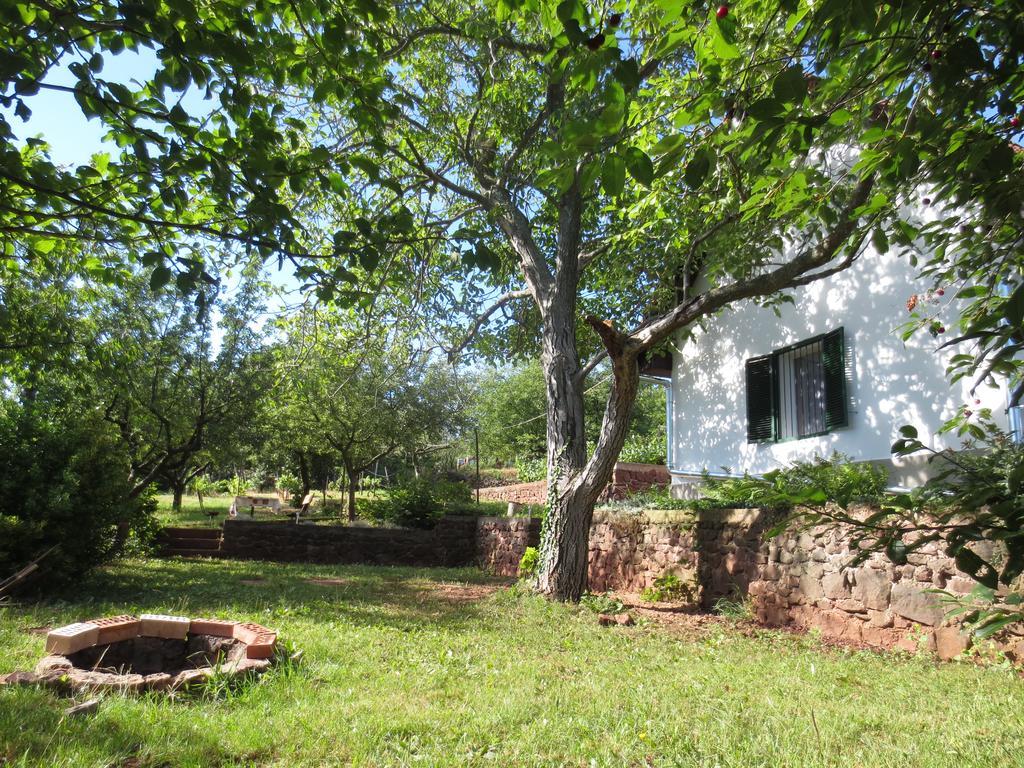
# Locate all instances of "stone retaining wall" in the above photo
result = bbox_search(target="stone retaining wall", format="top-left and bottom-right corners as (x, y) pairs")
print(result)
(475, 508), (1023, 661)
(476, 463), (670, 506)
(477, 480), (547, 506)
(221, 517), (477, 568)
(476, 517), (542, 576)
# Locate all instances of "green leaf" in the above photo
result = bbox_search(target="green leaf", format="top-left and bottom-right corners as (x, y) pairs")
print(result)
(601, 154), (626, 196)
(623, 147), (653, 187)
(1003, 283), (1024, 328)
(709, 18), (741, 60)
(772, 66), (807, 104)
(747, 99), (784, 121)
(149, 265), (172, 291)
(871, 226), (889, 254)
(684, 146), (714, 189)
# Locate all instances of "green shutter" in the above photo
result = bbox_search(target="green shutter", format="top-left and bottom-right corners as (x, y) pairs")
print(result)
(745, 355), (776, 443)
(822, 328), (848, 430)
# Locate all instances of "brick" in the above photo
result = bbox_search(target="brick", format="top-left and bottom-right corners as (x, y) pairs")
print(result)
(86, 615), (140, 644)
(45, 623), (99, 655)
(139, 613), (190, 640)
(244, 632), (277, 660)
(190, 618), (238, 638)
(233, 622), (273, 644)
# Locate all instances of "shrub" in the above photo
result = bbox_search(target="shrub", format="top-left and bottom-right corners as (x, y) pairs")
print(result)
(514, 456), (546, 483)
(640, 572), (696, 603)
(518, 546), (540, 578)
(618, 431), (666, 465)
(698, 453), (888, 510)
(0, 402), (157, 590)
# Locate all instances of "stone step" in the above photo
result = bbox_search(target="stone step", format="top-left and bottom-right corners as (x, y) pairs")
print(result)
(162, 527), (222, 539)
(163, 537), (221, 550)
(161, 548), (225, 558)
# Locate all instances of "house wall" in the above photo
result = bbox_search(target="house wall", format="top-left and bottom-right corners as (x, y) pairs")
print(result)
(668, 222), (1010, 489)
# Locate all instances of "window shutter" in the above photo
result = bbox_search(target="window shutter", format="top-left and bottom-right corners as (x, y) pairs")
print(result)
(822, 328), (848, 430)
(745, 355), (776, 443)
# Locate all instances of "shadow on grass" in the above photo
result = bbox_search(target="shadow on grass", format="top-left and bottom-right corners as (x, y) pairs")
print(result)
(8, 557), (513, 640)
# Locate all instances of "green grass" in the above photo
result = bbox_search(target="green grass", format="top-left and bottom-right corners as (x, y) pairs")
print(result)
(154, 493), (234, 528)
(155, 493), (517, 529)
(1, 559), (1022, 767)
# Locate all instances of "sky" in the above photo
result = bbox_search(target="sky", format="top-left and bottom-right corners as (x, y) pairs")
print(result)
(5, 49), (306, 348)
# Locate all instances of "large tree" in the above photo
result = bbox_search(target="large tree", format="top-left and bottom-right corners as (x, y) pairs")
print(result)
(281, 0), (1022, 600)
(6, 1), (1020, 600)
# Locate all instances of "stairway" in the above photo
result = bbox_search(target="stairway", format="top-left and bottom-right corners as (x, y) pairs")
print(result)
(159, 527), (223, 558)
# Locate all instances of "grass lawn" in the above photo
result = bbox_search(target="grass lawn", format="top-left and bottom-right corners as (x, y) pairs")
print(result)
(1, 559), (1022, 768)
(155, 493), (514, 529)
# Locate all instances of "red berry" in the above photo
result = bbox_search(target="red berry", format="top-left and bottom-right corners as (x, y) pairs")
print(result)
(716, 4), (729, 19)
(936, 288), (944, 296)
(938, 326), (946, 334)
(964, 409), (973, 417)
(1012, 117), (1022, 129)
(930, 49), (942, 59)
(608, 12), (623, 26)
(922, 197), (931, 205)
(974, 399), (981, 405)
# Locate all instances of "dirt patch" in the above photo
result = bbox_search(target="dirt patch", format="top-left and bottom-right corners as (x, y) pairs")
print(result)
(22, 625), (51, 635)
(238, 578), (267, 586)
(304, 578), (348, 587)
(419, 582), (507, 604)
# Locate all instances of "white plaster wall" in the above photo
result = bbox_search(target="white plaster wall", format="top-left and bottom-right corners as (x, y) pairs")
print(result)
(669, 233), (1009, 488)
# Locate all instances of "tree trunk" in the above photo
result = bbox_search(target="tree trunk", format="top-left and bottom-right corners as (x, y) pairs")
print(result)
(296, 451), (311, 496)
(535, 318), (641, 601)
(172, 481), (185, 513)
(346, 469), (358, 522)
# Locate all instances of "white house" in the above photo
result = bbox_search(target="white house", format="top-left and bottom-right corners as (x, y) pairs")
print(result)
(661, 214), (1013, 495)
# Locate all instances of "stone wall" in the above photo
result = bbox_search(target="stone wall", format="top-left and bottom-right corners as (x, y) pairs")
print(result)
(476, 463), (670, 506)
(221, 517), (477, 568)
(747, 519), (985, 659)
(477, 480), (547, 506)
(476, 517), (542, 576)
(474, 509), (1023, 661)
(604, 463), (671, 500)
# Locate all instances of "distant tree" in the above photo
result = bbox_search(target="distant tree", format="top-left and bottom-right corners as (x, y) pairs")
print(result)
(96, 275), (269, 511)
(272, 306), (466, 520)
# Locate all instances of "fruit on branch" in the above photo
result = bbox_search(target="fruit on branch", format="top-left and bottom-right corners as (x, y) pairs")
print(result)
(585, 33), (605, 50)
(716, 5), (729, 20)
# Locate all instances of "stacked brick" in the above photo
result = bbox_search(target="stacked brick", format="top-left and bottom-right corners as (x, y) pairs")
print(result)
(1, 614), (279, 693)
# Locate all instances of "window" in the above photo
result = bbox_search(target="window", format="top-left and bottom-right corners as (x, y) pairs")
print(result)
(745, 328), (848, 443)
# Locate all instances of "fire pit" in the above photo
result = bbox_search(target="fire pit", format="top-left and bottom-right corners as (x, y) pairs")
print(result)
(0, 614), (278, 693)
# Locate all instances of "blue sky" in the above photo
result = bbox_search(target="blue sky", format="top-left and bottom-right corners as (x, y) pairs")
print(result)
(5, 49), (304, 343)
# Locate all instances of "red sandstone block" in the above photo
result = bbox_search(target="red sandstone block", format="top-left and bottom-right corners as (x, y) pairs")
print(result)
(139, 613), (190, 640)
(233, 622), (273, 644)
(244, 632), (277, 659)
(190, 618), (238, 638)
(45, 623), (99, 655)
(86, 615), (140, 644)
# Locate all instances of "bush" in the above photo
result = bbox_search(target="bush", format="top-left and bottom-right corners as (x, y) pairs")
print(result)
(514, 456), (546, 483)
(276, 471), (303, 506)
(640, 572), (696, 603)
(518, 546), (540, 578)
(0, 402), (157, 591)
(697, 453), (888, 511)
(618, 431), (666, 465)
